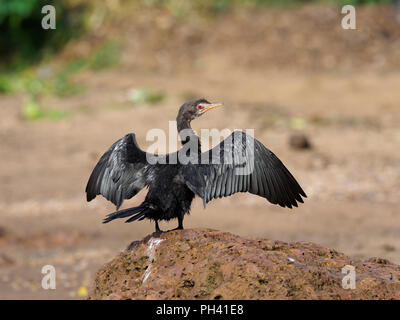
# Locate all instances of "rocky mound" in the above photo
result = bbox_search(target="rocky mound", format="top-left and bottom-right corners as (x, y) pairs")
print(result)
(89, 229), (400, 300)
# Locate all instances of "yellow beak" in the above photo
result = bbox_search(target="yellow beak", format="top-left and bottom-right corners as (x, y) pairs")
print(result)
(201, 102), (223, 114)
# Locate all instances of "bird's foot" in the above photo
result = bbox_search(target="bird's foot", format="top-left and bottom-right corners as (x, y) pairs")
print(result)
(154, 227), (182, 233)
(168, 226), (184, 232)
(155, 219), (184, 233)
(154, 221), (164, 233)
(167, 221), (184, 232)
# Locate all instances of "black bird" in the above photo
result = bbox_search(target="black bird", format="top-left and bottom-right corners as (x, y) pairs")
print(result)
(85, 99), (306, 232)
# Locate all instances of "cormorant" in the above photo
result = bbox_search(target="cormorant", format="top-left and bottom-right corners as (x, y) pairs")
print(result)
(85, 99), (306, 232)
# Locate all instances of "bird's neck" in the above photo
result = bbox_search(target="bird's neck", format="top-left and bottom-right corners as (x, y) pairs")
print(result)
(177, 118), (201, 152)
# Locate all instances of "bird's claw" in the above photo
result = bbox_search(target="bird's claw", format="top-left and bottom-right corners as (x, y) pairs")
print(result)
(167, 226), (184, 232)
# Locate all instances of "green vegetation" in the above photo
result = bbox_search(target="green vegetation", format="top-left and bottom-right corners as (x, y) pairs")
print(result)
(0, 37), (122, 120)
(22, 98), (69, 121)
(289, 117), (307, 130)
(140, 0), (393, 16)
(127, 88), (166, 105)
(22, 99), (45, 120)
(0, 0), (392, 121)
(0, 0), (391, 66)
(0, 65), (83, 97)
(88, 41), (121, 71)
(0, 0), (390, 72)
(0, 0), (86, 69)
(0, 39), (121, 97)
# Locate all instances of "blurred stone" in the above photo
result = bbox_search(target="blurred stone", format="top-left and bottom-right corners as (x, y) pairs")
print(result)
(0, 254), (14, 268)
(0, 225), (6, 238)
(89, 229), (400, 300)
(382, 244), (396, 252)
(289, 133), (312, 150)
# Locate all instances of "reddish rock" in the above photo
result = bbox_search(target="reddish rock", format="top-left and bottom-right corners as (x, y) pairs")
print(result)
(88, 229), (400, 300)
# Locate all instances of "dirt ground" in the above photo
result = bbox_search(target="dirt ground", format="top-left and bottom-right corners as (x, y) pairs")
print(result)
(0, 5), (400, 299)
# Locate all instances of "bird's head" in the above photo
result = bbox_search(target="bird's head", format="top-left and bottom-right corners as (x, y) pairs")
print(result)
(178, 99), (223, 122)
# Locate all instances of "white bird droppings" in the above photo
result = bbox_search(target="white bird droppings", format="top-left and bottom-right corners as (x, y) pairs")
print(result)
(142, 238), (164, 283)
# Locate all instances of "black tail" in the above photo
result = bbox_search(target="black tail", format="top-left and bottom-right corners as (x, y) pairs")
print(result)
(103, 205), (151, 224)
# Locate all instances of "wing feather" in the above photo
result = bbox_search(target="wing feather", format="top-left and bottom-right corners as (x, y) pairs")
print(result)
(85, 133), (152, 209)
(182, 131), (306, 208)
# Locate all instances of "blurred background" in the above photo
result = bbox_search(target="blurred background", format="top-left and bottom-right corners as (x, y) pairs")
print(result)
(0, 0), (399, 299)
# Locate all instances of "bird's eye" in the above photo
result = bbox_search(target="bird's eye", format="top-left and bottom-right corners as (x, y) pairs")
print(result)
(197, 105), (203, 110)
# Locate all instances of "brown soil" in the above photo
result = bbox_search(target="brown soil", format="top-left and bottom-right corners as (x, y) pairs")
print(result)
(0, 5), (400, 299)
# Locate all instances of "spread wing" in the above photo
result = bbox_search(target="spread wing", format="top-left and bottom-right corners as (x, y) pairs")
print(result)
(183, 131), (307, 208)
(85, 133), (154, 209)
